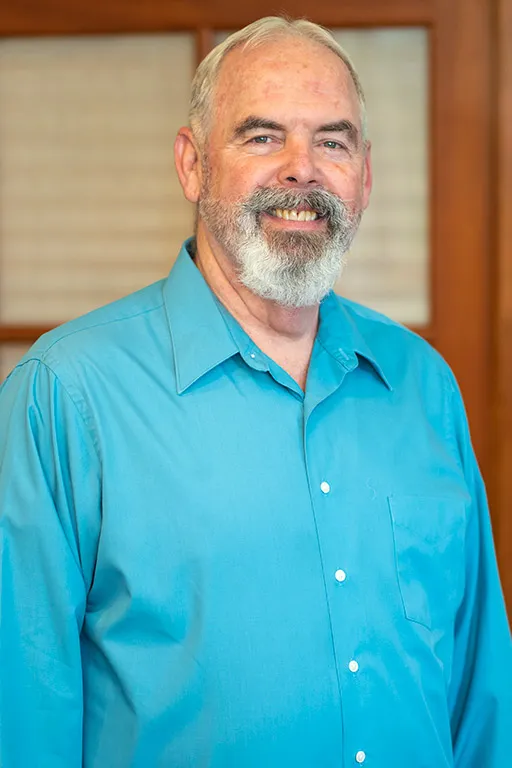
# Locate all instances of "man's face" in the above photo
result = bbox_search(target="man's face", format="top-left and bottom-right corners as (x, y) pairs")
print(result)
(197, 37), (372, 307)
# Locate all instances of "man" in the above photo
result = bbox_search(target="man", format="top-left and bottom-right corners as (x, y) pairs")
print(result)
(0, 16), (510, 768)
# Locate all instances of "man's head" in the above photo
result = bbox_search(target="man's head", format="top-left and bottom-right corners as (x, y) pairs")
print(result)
(175, 17), (372, 307)
(188, 18), (368, 151)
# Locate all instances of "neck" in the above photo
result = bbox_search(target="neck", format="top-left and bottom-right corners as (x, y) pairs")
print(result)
(194, 225), (320, 389)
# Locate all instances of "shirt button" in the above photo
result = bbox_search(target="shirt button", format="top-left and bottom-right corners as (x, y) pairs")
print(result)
(355, 751), (366, 764)
(249, 353), (256, 359)
(334, 569), (347, 583)
(320, 481), (330, 494)
(348, 659), (359, 673)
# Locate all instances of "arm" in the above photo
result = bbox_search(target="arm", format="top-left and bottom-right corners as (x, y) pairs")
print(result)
(0, 359), (101, 767)
(447, 378), (512, 766)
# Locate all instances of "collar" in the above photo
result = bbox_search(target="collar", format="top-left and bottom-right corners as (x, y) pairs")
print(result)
(164, 240), (239, 394)
(317, 290), (392, 390)
(164, 239), (392, 394)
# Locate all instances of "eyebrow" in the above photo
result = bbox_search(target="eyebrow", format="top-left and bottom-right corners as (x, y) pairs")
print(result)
(232, 116), (286, 138)
(232, 115), (360, 146)
(317, 120), (359, 146)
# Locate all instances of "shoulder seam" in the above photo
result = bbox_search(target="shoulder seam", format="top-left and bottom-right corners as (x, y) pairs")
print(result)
(37, 301), (165, 357)
(30, 359), (102, 463)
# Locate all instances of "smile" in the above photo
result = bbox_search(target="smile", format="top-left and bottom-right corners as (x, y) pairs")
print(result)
(272, 208), (319, 221)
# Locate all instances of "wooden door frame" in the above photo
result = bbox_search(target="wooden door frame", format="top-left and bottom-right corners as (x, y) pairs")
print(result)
(495, 0), (511, 607)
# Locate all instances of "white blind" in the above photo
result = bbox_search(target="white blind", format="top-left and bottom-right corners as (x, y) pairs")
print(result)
(332, 29), (429, 325)
(0, 34), (195, 324)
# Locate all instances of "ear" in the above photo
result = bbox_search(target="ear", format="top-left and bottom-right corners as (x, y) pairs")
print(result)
(174, 127), (202, 203)
(361, 140), (373, 210)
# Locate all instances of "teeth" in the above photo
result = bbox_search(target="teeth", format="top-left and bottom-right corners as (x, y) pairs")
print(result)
(273, 209), (318, 221)
(298, 210), (316, 221)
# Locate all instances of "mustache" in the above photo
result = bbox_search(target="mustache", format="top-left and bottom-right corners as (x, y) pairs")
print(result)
(240, 186), (351, 224)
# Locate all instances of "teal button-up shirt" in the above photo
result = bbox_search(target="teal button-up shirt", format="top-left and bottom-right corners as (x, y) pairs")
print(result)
(0, 241), (510, 767)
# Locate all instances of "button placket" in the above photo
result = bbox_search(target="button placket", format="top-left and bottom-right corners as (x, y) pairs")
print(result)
(305, 433), (368, 768)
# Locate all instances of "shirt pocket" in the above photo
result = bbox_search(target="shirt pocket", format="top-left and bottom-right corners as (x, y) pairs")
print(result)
(388, 495), (466, 630)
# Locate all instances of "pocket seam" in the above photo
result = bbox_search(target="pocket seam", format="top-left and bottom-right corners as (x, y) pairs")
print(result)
(387, 495), (465, 631)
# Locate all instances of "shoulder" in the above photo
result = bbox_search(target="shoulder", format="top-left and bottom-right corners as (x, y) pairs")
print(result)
(335, 295), (473, 471)
(14, 279), (168, 375)
(1, 280), (170, 451)
(3, 280), (170, 423)
(337, 294), (457, 393)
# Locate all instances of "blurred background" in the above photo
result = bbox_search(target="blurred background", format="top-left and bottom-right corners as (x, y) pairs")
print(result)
(0, 1), (510, 609)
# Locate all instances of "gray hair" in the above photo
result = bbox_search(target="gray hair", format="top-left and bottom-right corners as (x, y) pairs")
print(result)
(189, 16), (367, 149)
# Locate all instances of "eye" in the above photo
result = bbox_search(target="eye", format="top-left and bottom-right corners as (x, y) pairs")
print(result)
(323, 139), (346, 150)
(249, 135), (272, 144)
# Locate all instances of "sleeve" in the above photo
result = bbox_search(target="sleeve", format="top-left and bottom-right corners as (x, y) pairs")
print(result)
(446, 377), (512, 767)
(0, 359), (101, 768)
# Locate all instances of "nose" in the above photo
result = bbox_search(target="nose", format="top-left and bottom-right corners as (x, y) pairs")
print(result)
(276, 139), (320, 187)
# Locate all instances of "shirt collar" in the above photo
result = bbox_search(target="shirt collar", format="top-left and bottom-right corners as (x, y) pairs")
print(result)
(317, 290), (392, 390)
(164, 239), (392, 393)
(163, 240), (239, 394)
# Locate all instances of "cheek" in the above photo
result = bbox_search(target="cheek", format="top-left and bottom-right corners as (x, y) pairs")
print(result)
(326, 165), (366, 203)
(214, 167), (270, 203)
(226, 152), (281, 188)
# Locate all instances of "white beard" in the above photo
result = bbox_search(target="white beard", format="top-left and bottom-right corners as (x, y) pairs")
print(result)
(199, 184), (362, 308)
(232, 227), (349, 307)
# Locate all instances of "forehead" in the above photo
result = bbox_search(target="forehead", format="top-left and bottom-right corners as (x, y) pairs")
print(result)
(213, 37), (360, 133)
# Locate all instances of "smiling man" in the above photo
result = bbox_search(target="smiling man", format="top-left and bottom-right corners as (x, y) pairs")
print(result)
(174, 30), (371, 389)
(0, 17), (510, 768)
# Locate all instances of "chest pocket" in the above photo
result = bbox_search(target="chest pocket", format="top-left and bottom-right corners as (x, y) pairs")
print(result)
(388, 496), (466, 630)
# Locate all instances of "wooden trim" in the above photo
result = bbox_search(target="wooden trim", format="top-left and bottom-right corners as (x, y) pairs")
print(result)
(196, 28), (215, 65)
(0, 323), (435, 345)
(0, 326), (52, 343)
(427, 26), (436, 364)
(430, 0), (492, 476)
(1, 0), (434, 36)
(495, 0), (512, 611)
(409, 325), (435, 344)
